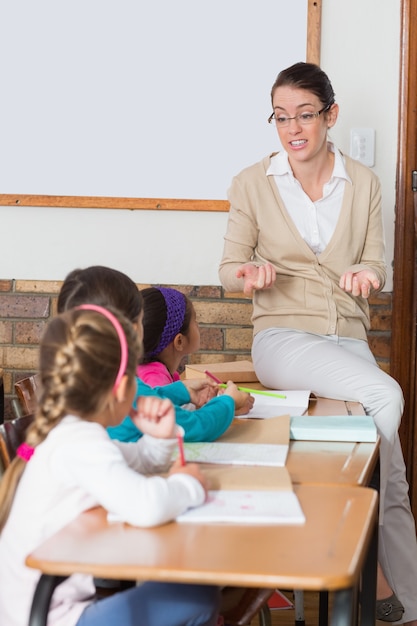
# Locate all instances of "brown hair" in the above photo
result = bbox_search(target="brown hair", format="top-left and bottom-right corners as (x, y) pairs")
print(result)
(57, 265), (143, 324)
(271, 61), (336, 109)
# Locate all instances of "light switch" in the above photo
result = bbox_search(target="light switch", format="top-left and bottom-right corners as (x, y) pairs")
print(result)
(350, 128), (375, 167)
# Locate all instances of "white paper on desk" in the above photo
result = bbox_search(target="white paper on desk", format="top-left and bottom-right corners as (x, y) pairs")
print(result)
(177, 441), (288, 466)
(176, 489), (306, 524)
(237, 390), (312, 419)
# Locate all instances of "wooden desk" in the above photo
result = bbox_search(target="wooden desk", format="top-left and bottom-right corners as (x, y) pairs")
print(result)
(237, 392), (379, 488)
(26, 484), (378, 626)
(288, 397), (379, 488)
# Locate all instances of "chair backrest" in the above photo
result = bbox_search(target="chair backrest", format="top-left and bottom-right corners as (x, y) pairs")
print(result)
(220, 587), (274, 626)
(0, 424), (11, 472)
(14, 374), (40, 417)
(1, 414), (35, 466)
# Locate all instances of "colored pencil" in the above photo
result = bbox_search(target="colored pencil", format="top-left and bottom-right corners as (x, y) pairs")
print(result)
(176, 426), (186, 466)
(204, 370), (286, 399)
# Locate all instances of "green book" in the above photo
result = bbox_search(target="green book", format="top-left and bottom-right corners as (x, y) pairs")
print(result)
(289, 414), (377, 443)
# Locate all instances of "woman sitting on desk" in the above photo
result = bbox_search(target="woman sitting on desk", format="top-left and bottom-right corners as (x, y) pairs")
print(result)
(219, 61), (417, 625)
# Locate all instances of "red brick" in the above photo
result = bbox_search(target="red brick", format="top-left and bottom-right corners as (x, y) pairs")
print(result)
(224, 328), (253, 351)
(0, 280), (13, 292)
(15, 280), (62, 294)
(194, 301), (252, 325)
(4, 346), (39, 369)
(199, 327), (224, 351)
(368, 333), (391, 360)
(0, 321), (13, 343)
(15, 321), (47, 344)
(0, 295), (50, 318)
(370, 309), (392, 331)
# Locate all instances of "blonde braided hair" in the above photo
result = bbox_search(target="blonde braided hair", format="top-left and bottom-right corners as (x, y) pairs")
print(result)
(0, 306), (141, 531)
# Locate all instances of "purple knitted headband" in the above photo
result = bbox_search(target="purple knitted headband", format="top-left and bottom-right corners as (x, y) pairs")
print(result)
(148, 287), (187, 357)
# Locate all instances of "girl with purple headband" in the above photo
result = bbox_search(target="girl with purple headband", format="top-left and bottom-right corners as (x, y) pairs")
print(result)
(138, 287), (200, 386)
(0, 305), (220, 626)
(110, 286), (254, 444)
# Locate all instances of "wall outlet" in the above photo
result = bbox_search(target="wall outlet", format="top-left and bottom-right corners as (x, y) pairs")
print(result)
(350, 128), (375, 167)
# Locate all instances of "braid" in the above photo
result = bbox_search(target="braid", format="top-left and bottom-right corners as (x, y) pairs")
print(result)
(0, 306), (141, 532)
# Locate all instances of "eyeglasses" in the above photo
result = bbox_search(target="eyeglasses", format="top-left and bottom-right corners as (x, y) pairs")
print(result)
(267, 104), (332, 127)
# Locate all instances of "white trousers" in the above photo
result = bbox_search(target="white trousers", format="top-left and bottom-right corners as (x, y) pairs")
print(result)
(253, 328), (417, 622)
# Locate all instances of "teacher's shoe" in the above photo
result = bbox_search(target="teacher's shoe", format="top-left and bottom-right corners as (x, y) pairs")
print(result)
(376, 594), (405, 622)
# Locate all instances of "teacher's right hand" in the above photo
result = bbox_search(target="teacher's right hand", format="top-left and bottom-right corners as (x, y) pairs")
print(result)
(236, 262), (276, 296)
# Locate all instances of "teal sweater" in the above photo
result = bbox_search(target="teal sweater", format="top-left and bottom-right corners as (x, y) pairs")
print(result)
(108, 377), (235, 443)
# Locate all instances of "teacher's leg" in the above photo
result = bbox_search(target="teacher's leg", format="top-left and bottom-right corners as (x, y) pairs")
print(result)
(252, 328), (402, 499)
(76, 582), (221, 626)
(253, 328), (417, 623)
(378, 435), (417, 624)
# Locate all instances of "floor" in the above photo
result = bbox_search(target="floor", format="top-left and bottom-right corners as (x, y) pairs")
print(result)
(250, 590), (384, 626)
(251, 590), (321, 626)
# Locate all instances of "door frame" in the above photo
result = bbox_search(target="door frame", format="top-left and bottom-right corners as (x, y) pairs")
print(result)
(391, 0), (417, 513)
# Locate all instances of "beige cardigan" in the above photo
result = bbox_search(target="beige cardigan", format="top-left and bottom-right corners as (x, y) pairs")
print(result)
(218, 152), (386, 341)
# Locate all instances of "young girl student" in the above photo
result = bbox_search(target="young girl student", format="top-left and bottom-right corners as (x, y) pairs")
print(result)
(138, 287), (200, 387)
(57, 266), (254, 444)
(0, 305), (220, 626)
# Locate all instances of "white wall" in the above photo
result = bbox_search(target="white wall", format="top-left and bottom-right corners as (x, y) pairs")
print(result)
(320, 0), (400, 292)
(0, 0), (400, 290)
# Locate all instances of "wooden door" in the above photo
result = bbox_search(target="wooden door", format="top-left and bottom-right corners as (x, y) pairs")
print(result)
(391, 0), (417, 516)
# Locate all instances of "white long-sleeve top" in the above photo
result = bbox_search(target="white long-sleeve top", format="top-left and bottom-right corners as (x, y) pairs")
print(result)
(0, 416), (205, 626)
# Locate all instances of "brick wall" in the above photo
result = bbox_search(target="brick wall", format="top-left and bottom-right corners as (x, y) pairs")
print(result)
(0, 279), (392, 421)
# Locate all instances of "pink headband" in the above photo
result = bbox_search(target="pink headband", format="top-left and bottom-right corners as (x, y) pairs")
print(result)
(77, 304), (128, 393)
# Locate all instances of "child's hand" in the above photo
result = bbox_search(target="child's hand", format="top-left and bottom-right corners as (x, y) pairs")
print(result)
(169, 458), (210, 495)
(130, 396), (176, 439)
(219, 381), (255, 416)
(182, 378), (218, 408)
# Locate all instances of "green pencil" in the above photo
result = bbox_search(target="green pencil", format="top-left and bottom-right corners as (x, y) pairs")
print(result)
(218, 384), (286, 399)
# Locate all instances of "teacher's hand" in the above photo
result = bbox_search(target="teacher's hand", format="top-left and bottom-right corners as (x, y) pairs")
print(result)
(236, 262), (276, 296)
(339, 269), (380, 299)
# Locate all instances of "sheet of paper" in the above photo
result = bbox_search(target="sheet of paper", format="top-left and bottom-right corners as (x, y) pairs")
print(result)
(177, 441), (288, 466)
(176, 489), (306, 525)
(237, 390), (312, 419)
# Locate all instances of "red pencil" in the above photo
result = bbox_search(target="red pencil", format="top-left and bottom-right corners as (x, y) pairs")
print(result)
(176, 426), (186, 466)
(205, 369), (222, 384)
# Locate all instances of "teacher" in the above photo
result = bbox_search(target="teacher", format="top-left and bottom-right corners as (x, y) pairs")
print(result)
(219, 62), (417, 625)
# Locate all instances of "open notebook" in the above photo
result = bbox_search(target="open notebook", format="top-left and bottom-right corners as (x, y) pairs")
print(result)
(176, 462), (305, 525)
(175, 415), (305, 524)
(237, 390), (312, 419)
(176, 488), (305, 525)
(175, 415), (291, 467)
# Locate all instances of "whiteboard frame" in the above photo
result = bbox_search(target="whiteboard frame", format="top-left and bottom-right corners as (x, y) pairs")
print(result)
(0, 0), (321, 212)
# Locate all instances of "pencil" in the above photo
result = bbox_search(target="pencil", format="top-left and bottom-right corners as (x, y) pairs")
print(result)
(217, 384), (286, 399)
(176, 426), (186, 466)
(204, 370), (286, 399)
(204, 370), (222, 384)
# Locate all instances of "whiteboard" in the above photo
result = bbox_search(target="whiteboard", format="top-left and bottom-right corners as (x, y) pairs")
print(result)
(0, 0), (307, 200)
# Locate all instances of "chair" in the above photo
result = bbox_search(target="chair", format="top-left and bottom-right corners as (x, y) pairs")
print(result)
(220, 587), (273, 626)
(0, 425), (9, 474)
(1, 413), (35, 465)
(14, 374), (40, 417)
